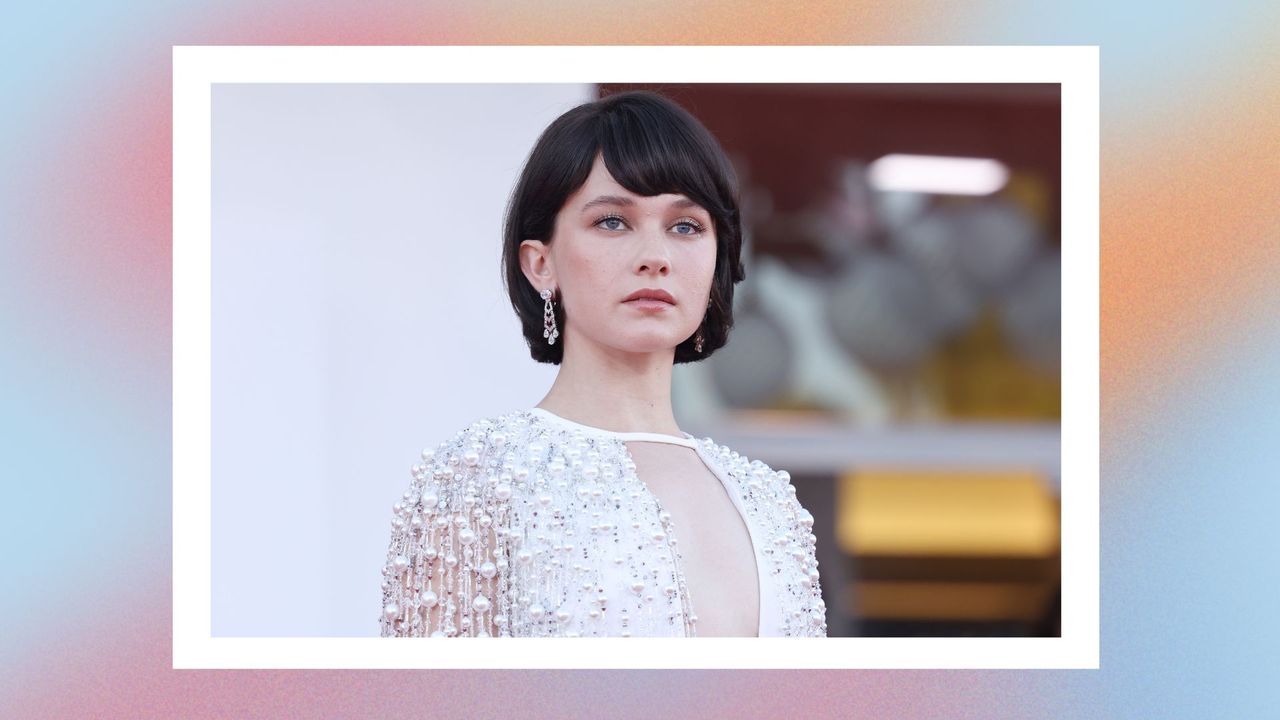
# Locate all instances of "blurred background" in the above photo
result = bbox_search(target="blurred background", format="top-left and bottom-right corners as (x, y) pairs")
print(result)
(591, 84), (1066, 638)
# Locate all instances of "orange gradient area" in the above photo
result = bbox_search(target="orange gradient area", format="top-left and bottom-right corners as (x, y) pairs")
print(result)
(1103, 77), (1280, 424)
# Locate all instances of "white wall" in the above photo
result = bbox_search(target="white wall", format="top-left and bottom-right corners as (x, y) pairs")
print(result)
(211, 83), (594, 636)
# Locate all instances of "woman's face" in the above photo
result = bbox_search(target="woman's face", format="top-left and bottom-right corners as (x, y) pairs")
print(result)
(522, 153), (717, 358)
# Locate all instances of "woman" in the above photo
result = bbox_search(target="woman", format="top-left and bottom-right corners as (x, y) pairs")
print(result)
(380, 90), (826, 637)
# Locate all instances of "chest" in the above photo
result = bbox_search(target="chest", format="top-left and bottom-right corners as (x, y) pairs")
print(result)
(624, 442), (760, 637)
(499, 432), (764, 637)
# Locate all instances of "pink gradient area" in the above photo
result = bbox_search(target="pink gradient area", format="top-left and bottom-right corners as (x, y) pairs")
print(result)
(6, 0), (1279, 713)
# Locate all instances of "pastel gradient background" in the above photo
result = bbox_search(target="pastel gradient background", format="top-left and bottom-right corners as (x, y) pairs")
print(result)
(2, 2), (1277, 718)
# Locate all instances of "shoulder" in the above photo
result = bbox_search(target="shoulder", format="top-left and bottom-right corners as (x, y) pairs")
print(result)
(692, 436), (815, 528)
(413, 410), (533, 467)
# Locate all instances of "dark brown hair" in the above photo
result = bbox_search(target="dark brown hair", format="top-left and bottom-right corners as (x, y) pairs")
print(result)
(501, 89), (746, 364)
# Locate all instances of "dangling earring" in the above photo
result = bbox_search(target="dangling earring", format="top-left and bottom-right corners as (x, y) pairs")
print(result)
(541, 288), (559, 345)
(693, 296), (710, 353)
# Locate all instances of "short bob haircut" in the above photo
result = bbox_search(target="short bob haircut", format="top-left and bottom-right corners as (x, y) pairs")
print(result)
(501, 90), (746, 365)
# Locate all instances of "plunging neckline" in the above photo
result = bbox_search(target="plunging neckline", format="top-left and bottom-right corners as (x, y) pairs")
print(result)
(527, 407), (767, 637)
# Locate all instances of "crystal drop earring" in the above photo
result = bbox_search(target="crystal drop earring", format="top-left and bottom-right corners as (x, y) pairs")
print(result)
(541, 288), (559, 345)
(694, 295), (711, 353)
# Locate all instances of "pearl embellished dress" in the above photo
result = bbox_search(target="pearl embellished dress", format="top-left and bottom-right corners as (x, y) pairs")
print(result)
(379, 408), (827, 637)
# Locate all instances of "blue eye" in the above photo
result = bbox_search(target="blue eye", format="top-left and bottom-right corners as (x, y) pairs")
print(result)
(597, 215), (627, 231)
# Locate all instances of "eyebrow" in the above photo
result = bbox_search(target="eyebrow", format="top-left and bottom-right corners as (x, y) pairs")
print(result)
(580, 195), (701, 213)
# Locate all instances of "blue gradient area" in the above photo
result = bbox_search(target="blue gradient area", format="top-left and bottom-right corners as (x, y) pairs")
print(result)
(957, 0), (1278, 112)
(1055, 301), (1280, 715)
(0, 319), (170, 667)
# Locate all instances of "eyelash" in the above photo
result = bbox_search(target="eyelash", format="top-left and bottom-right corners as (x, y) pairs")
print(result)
(593, 213), (706, 235)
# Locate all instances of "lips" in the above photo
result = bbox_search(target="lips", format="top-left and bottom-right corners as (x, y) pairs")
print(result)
(623, 288), (676, 304)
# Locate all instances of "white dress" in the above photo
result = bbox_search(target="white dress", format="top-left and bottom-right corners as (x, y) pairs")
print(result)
(379, 407), (827, 637)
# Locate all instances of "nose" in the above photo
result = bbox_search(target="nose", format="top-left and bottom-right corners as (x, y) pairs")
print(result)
(634, 226), (672, 276)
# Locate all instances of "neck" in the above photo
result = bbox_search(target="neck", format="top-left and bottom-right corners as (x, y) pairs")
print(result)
(535, 329), (680, 436)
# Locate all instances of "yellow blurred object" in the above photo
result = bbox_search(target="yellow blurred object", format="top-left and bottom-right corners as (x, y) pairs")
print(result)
(922, 306), (1061, 420)
(837, 468), (1059, 557)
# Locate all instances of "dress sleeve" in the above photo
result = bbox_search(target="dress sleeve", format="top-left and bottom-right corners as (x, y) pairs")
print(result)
(787, 482), (828, 637)
(379, 426), (506, 637)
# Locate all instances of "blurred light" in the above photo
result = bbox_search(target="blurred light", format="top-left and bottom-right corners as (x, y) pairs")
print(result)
(837, 468), (1059, 557)
(868, 154), (1010, 196)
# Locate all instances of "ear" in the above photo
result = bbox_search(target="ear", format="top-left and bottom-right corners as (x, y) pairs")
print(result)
(519, 239), (555, 293)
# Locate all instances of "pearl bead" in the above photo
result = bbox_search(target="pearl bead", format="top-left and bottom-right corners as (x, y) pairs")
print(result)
(495, 484), (512, 500)
(383, 603), (399, 620)
(458, 527), (476, 545)
(392, 555), (408, 574)
(473, 595), (491, 613)
(478, 561), (497, 579)
(422, 590), (439, 608)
